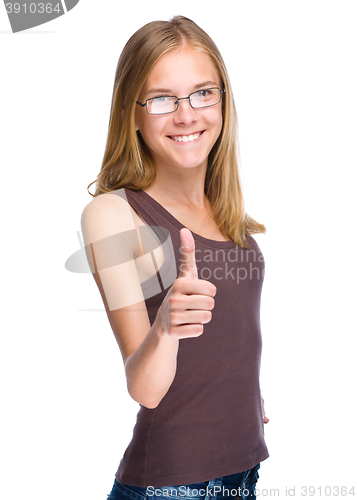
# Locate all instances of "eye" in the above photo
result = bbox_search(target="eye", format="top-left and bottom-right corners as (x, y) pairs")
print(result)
(152, 96), (174, 103)
(196, 89), (213, 98)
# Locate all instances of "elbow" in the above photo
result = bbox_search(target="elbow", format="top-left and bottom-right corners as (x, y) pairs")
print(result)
(140, 398), (161, 410)
(127, 382), (162, 409)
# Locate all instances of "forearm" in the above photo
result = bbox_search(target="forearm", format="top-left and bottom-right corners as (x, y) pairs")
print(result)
(124, 313), (179, 409)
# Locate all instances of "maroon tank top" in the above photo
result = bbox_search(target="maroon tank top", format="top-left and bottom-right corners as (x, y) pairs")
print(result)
(115, 188), (269, 487)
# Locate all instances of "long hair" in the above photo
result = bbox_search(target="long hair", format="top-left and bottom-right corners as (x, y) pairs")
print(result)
(87, 16), (265, 247)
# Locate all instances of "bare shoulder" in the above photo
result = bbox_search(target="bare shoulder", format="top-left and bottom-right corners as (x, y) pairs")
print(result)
(81, 189), (139, 245)
(80, 190), (152, 363)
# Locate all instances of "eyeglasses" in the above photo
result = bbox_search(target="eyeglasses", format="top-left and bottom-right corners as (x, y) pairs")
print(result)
(136, 87), (225, 115)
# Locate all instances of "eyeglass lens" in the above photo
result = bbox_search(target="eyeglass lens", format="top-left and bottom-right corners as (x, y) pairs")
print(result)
(147, 88), (222, 114)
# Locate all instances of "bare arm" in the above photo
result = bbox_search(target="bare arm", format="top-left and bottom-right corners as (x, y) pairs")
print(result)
(81, 191), (216, 408)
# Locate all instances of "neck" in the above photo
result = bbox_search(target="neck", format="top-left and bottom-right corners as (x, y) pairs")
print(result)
(144, 163), (208, 210)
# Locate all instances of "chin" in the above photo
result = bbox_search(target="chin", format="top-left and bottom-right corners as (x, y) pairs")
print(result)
(173, 154), (208, 170)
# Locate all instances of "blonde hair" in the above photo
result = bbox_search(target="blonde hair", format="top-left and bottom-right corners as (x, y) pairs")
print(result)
(87, 15), (265, 247)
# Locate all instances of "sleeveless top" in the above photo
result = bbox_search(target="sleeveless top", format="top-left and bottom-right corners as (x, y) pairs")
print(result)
(114, 188), (269, 487)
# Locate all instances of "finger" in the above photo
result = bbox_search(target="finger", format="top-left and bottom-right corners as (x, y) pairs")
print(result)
(261, 397), (269, 423)
(169, 323), (204, 339)
(170, 309), (213, 326)
(178, 228), (198, 279)
(170, 294), (215, 311)
(174, 279), (217, 297)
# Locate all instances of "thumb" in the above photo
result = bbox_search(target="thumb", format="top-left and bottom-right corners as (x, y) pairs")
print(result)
(179, 228), (198, 279)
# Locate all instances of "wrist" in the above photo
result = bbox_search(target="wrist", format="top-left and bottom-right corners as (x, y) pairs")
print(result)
(153, 309), (178, 345)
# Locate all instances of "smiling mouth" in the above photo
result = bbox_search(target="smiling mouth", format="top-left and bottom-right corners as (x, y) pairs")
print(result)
(168, 131), (204, 143)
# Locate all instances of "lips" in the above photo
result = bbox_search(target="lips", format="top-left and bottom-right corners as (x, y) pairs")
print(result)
(168, 131), (204, 143)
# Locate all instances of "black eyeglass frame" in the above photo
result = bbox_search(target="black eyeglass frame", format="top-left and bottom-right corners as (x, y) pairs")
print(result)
(136, 87), (225, 115)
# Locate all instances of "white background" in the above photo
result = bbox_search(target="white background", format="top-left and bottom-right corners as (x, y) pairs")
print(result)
(1, 1), (356, 499)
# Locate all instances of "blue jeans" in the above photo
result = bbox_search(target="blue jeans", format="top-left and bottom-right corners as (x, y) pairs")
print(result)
(107, 464), (260, 500)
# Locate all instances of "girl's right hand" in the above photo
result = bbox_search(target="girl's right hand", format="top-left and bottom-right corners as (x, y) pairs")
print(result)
(156, 228), (217, 339)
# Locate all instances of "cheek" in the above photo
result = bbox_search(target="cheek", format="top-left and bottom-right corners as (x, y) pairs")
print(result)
(206, 105), (222, 127)
(136, 122), (164, 157)
(210, 110), (223, 139)
(137, 116), (167, 143)
(139, 123), (156, 144)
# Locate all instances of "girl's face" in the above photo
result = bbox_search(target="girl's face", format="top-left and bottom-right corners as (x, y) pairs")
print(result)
(135, 45), (223, 175)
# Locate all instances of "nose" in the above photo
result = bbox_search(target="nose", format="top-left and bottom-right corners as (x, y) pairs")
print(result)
(173, 97), (198, 125)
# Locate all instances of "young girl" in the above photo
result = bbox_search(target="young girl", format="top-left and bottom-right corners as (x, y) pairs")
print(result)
(81, 15), (269, 500)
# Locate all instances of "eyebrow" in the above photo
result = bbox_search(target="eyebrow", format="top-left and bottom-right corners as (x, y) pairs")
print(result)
(145, 81), (219, 96)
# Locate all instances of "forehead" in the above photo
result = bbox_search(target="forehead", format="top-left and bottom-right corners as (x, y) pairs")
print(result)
(142, 46), (221, 95)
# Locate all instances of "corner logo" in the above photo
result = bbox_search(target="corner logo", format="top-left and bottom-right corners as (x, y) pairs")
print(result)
(4, 0), (79, 33)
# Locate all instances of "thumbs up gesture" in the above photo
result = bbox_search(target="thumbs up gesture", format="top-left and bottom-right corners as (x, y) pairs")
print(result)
(178, 227), (198, 279)
(157, 228), (217, 340)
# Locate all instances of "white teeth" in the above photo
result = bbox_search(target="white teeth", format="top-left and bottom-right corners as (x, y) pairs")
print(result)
(172, 132), (201, 143)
